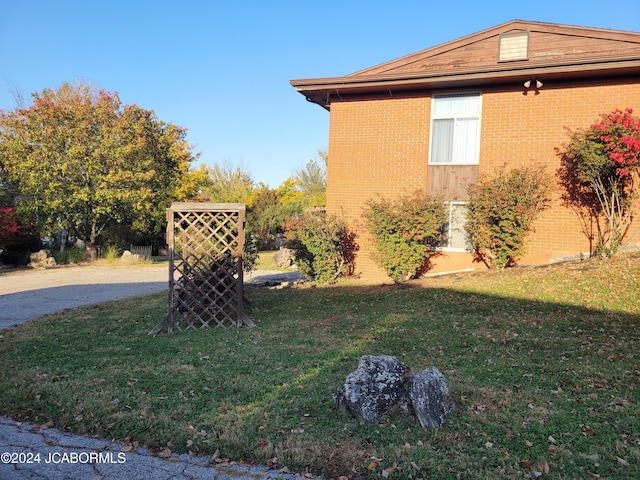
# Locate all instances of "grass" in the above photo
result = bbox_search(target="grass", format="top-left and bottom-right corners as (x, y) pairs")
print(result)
(0, 253), (639, 479)
(255, 250), (295, 271)
(51, 247), (87, 264)
(100, 245), (123, 261)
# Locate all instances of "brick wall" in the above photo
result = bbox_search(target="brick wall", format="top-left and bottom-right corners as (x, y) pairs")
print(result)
(326, 80), (640, 281)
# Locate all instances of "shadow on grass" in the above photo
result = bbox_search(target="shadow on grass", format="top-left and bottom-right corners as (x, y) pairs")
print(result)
(0, 274), (639, 479)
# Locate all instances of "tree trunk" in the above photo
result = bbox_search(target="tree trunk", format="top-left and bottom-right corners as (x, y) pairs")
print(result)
(84, 219), (102, 262)
(85, 242), (99, 262)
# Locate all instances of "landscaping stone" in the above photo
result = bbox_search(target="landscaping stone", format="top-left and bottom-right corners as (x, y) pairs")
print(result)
(333, 355), (410, 424)
(120, 250), (141, 263)
(272, 248), (293, 268)
(28, 249), (56, 269)
(333, 355), (454, 428)
(406, 367), (455, 428)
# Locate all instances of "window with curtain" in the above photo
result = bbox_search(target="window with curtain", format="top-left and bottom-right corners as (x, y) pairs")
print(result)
(430, 93), (481, 164)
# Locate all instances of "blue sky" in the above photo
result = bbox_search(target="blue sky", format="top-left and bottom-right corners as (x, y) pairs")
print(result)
(2, 1), (638, 187)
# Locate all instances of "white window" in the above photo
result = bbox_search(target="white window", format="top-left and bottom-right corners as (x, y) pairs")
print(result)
(430, 93), (481, 165)
(433, 203), (472, 251)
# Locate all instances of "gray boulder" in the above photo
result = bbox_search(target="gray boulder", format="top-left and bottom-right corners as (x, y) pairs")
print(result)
(333, 355), (409, 424)
(334, 356), (454, 428)
(407, 367), (455, 428)
(272, 248), (293, 268)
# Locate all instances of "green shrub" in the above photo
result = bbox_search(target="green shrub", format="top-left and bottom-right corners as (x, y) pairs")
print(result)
(466, 166), (552, 269)
(363, 191), (445, 282)
(284, 213), (355, 284)
(52, 247), (87, 264)
(243, 233), (258, 273)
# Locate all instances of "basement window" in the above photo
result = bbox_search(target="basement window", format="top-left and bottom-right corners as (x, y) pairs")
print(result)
(498, 31), (529, 62)
(431, 202), (473, 251)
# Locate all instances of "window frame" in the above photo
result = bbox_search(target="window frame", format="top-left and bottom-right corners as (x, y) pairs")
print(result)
(431, 202), (472, 252)
(428, 92), (482, 166)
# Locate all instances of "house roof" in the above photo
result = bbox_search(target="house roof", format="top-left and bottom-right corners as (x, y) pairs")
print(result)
(290, 20), (640, 110)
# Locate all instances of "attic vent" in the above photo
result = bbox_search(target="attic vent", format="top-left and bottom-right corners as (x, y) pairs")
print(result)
(498, 31), (529, 62)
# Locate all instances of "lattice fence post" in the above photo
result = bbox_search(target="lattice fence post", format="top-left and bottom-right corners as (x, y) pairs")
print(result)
(150, 202), (255, 334)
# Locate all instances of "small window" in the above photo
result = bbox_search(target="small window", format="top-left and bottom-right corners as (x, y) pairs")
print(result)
(432, 203), (472, 250)
(499, 31), (529, 62)
(430, 93), (481, 165)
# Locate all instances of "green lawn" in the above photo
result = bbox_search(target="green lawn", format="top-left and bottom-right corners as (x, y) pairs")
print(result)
(1, 253), (639, 479)
(255, 250), (293, 271)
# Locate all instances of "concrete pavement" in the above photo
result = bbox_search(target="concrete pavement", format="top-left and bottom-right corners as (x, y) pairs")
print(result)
(0, 264), (169, 329)
(0, 417), (314, 480)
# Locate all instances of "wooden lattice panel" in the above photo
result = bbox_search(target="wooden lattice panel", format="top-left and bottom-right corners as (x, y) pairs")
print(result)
(150, 202), (254, 334)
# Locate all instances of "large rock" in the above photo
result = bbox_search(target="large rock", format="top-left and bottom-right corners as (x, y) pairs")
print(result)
(334, 355), (454, 429)
(333, 355), (410, 424)
(120, 250), (141, 263)
(407, 367), (455, 428)
(272, 248), (293, 268)
(28, 249), (56, 269)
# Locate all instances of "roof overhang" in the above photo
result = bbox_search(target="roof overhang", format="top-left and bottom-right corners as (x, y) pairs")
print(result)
(290, 54), (640, 111)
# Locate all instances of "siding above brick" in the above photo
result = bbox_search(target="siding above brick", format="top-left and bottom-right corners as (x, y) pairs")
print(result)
(291, 20), (640, 111)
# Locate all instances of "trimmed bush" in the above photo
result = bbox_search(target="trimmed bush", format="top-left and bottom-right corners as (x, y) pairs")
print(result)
(466, 166), (552, 269)
(363, 191), (445, 282)
(284, 213), (355, 284)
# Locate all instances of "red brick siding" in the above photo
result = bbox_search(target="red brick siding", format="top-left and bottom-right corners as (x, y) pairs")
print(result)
(327, 95), (431, 279)
(326, 80), (640, 280)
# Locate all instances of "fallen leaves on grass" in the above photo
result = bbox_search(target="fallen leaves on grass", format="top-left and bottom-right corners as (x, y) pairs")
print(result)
(35, 420), (54, 431)
(121, 438), (139, 453)
(367, 459), (380, 471)
(582, 426), (596, 436)
(381, 462), (399, 478)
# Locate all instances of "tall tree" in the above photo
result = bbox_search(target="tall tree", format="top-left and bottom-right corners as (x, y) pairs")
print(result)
(0, 172), (19, 208)
(247, 180), (307, 250)
(293, 150), (327, 207)
(0, 81), (198, 260)
(198, 160), (255, 204)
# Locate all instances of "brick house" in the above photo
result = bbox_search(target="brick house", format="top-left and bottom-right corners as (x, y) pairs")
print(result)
(290, 20), (640, 281)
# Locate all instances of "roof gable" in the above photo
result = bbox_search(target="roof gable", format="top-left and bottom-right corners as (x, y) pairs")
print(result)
(290, 20), (640, 110)
(351, 20), (640, 77)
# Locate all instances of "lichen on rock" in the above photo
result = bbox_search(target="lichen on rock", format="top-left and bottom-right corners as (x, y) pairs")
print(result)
(333, 355), (454, 429)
